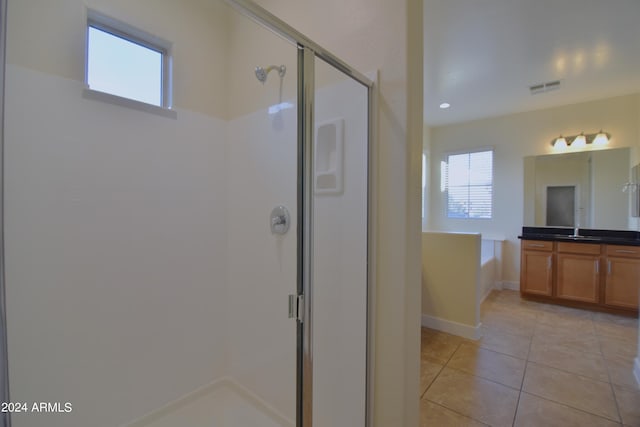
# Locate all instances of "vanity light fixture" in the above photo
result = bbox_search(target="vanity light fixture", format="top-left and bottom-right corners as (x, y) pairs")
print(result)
(552, 136), (568, 149)
(572, 133), (586, 148)
(551, 130), (610, 149)
(592, 130), (610, 146)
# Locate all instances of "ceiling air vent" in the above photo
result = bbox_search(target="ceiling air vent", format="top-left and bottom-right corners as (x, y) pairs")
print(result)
(529, 80), (561, 95)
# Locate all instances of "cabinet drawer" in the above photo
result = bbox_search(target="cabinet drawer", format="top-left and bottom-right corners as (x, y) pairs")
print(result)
(605, 245), (640, 258)
(521, 240), (552, 251)
(557, 241), (601, 255)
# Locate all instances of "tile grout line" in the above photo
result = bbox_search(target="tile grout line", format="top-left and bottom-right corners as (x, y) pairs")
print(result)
(520, 388), (623, 425)
(594, 312), (625, 424)
(421, 398), (490, 426)
(608, 386), (624, 426)
(601, 338), (624, 425)
(511, 326), (535, 427)
(419, 362), (443, 400)
(525, 356), (617, 386)
(442, 364), (523, 393)
(419, 329), (462, 399)
(526, 388), (627, 425)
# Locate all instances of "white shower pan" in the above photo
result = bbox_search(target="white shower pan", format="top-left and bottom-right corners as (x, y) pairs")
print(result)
(123, 379), (294, 427)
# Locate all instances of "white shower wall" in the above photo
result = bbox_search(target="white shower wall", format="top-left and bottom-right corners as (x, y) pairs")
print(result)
(5, 1), (233, 426)
(4, 65), (230, 427)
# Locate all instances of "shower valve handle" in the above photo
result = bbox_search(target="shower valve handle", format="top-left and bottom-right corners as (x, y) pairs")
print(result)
(270, 205), (290, 235)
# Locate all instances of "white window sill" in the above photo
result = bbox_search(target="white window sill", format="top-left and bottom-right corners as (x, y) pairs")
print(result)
(82, 88), (178, 119)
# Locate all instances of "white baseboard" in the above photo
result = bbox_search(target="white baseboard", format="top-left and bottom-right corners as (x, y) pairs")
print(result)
(479, 283), (494, 305)
(495, 281), (519, 291)
(422, 314), (482, 340)
(634, 357), (640, 388)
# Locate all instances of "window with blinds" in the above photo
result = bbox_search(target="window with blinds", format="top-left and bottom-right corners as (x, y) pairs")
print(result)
(442, 149), (493, 219)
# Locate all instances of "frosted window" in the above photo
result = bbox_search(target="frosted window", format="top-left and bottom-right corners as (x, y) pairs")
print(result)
(87, 26), (163, 106)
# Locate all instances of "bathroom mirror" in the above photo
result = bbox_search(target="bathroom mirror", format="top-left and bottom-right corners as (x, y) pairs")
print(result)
(523, 147), (632, 230)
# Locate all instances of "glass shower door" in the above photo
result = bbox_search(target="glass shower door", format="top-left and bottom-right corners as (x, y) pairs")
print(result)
(310, 56), (370, 426)
(224, 3), (300, 425)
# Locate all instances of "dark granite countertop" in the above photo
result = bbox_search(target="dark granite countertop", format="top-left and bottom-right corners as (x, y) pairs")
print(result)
(518, 226), (640, 246)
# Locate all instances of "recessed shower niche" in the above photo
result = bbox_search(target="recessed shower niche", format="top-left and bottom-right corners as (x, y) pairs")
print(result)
(315, 118), (344, 195)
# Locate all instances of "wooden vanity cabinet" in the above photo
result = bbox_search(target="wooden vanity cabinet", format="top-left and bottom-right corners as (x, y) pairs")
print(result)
(603, 245), (640, 310)
(520, 240), (553, 296)
(520, 239), (639, 314)
(556, 242), (600, 303)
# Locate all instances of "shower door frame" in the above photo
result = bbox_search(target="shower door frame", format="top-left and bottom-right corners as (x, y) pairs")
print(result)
(224, 1), (375, 426)
(0, 0), (9, 425)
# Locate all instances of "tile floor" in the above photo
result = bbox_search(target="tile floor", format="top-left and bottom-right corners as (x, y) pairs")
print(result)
(420, 289), (640, 427)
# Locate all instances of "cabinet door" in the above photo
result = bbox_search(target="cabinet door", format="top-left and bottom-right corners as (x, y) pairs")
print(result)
(521, 250), (553, 296)
(556, 254), (600, 303)
(604, 257), (640, 309)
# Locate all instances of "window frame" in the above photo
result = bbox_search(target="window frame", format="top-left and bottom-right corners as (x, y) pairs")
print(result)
(84, 9), (173, 112)
(441, 147), (494, 220)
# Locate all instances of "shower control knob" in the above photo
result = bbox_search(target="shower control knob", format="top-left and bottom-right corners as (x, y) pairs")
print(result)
(270, 205), (290, 235)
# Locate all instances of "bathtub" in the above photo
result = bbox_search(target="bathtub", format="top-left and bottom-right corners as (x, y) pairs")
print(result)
(480, 239), (498, 303)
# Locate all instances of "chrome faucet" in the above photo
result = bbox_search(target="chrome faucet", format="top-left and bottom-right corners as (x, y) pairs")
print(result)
(573, 226), (580, 237)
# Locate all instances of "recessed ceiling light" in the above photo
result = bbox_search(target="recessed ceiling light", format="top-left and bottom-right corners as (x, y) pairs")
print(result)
(439, 102), (450, 109)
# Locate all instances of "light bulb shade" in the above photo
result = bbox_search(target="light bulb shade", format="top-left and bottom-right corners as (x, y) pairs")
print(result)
(593, 132), (609, 146)
(572, 134), (586, 147)
(553, 136), (567, 149)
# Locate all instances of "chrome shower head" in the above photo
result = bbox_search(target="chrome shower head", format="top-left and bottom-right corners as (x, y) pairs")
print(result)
(255, 64), (286, 84)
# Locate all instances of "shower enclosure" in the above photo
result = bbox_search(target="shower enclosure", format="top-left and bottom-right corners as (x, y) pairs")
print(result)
(0, 0), (372, 426)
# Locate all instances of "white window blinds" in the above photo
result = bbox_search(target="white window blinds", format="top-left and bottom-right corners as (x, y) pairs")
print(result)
(443, 150), (493, 219)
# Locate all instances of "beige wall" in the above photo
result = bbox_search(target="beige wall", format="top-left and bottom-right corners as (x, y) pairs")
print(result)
(428, 93), (640, 284)
(252, 0), (424, 425)
(422, 232), (480, 337)
(6, 0), (230, 118)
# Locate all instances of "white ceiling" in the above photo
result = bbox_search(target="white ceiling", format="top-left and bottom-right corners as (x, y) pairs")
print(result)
(423, 0), (640, 127)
